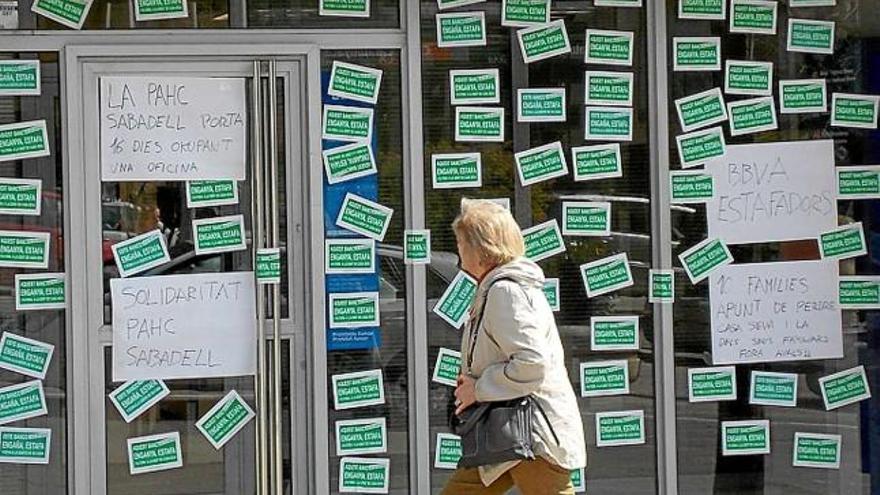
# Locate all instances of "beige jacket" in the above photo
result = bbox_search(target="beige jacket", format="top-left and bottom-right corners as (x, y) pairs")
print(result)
(460, 258), (586, 486)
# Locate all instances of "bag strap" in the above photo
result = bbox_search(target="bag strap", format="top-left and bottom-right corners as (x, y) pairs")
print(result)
(530, 396), (560, 446)
(465, 276), (516, 370)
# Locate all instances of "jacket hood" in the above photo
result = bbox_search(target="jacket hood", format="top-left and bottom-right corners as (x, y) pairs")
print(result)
(470, 257), (545, 314)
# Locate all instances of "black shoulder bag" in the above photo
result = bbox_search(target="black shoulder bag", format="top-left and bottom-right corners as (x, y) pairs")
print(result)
(453, 277), (559, 469)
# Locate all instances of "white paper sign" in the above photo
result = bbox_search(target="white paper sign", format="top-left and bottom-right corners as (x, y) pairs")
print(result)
(709, 260), (842, 365)
(705, 140), (836, 245)
(100, 76), (247, 182)
(110, 272), (257, 381)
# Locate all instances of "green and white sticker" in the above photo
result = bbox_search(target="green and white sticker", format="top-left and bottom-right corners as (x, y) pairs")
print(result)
(449, 69), (499, 105)
(722, 420), (770, 456)
(0, 178), (40, 216)
(134, 0), (188, 22)
(328, 61), (383, 105)
(320, 0), (369, 17)
(329, 292), (380, 329)
(404, 229), (431, 265)
(436, 11), (486, 48)
(562, 201), (611, 237)
(571, 467), (586, 493)
(831, 93), (879, 129)
(780, 79), (827, 114)
(675, 88), (728, 132)
(195, 390), (255, 450)
(323, 143), (377, 186)
(724, 60), (773, 96)
(729, 0), (777, 35)
(819, 222), (866, 260)
(522, 219), (566, 262)
(649, 269), (675, 303)
(676, 126), (726, 168)
(571, 143), (623, 181)
(585, 71), (633, 107)
(127, 432), (183, 475)
(688, 366), (736, 402)
(517, 19), (572, 64)
(336, 417), (387, 456)
(256, 248), (281, 285)
(0, 60), (40, 96)
(437, 0), (484, 10)
(31, 0), (93, 29)
(790, 0), (836, 5)
(432, 347), (461, 387)
(185, 180), (238, 208)
(679, 0), (726, 20)
(673, 37), (722, 72)
(580, 253), (634, 298)
(672, 37), (721, 72)
(432, 153), (482, 189)
(109, 379), (170, 423)
(0, 380), (47, 426)
(591, 316), (638, 351)
(749, 371), (798, 407)
(112, 230), (169, 277)
(0, 230), (50, 269)
(332, 369), (385, 410)
(819, 365), (871, 410)
(15, 272), (64, 310)
(727, 96), (777, 136)
(596, 410), (645, 447)
(671, 170), (714, 204)
(455, 106), (504, 142)
(193, 214), (246, 255)
(585, 29), (634, 66)
(323, 105), (374, 143)
(339, 456), (390, 494)
(501, 0), (550, 27)
(543, 278), (560, 311)
(326, 238), (375, 274)
(793, 433), (841, 469)
(581, 360), (629, 397)
(0, 333), (53, 380)
(594, 0), (642, 6)
(335, 193), (394, 241)
(839, 276), (880, 309)
(434, 433), (462, 469)
(0, 120), (50, 163)
(515, 141), (569, 186)
(584, 106), (633, 142)
(433, 270), (477, 329)
(837, 165), (880, 200)
(679, 237), (733, 284)
(0, 427), (50, 464)
(517, 88), (566, 122)
(787, 18), (835, 55)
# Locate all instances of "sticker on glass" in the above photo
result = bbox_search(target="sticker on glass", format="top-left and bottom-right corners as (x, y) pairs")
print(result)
(562, 201), (611, 237)
(322, 105), (374, 143)
(127, 431), (183, 475)
(517, 88), (566, 122)
(779, 79), (827, 114)
(432, 152), (482, 189)
(591, 316), (639, 351)
(336, 417), (387, 456)
(0, 60), (40, 96)
(325, 238), (375, 274)
(335, 193), (394, 241)
(436, 11), (486, 48)
(679, 237), (733, 284)
(572, 143), (623, 181)
(580, 253), (634, 298)
(0, 230), (50, 269)
(517, 19), (572, 64)
(404, 230), (431, 265)
(195, 390), (256, 450)
(109, 379), (170, 423)
(192, 214), (246, 256)
(0, 120), (50, 163)
(332, 369), (385, 410)
(584, 106), (633, 142)
(328, 61), (383, 105)
(522, 219), (566, 262)
(432, 270), (478, 329)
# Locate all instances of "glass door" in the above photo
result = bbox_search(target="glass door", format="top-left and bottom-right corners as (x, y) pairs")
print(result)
(76, 55), (307, 495)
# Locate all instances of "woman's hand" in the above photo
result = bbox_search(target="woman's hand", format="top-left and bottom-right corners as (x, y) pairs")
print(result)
(454, 375), (477, 415)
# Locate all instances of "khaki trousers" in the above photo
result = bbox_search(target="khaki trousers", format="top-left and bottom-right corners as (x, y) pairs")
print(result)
(440, 458), (576, 495)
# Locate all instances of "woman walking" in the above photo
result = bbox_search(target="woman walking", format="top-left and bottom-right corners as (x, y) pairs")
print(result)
(442, 200), (586, 495)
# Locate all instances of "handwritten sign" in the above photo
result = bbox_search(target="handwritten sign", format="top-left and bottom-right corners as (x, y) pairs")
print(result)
(705, 140), (836, 244)
(110, 272), (256, 381)
(709, 260), (842, 365)
(100, 77), (246, 182)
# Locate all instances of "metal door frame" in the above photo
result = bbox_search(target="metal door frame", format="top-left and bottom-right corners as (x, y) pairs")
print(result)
(63, 44), (323, 495)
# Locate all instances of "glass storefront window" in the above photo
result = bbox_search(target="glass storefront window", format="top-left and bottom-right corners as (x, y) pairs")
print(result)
(0, 53), (68, 494)
(668, 1), (880, 493)
(421, 2), (656, 492)
(321, 49), (409, 494)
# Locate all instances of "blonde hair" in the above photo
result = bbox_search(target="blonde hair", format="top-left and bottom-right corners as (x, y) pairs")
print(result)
(452, 199), (525, 266)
